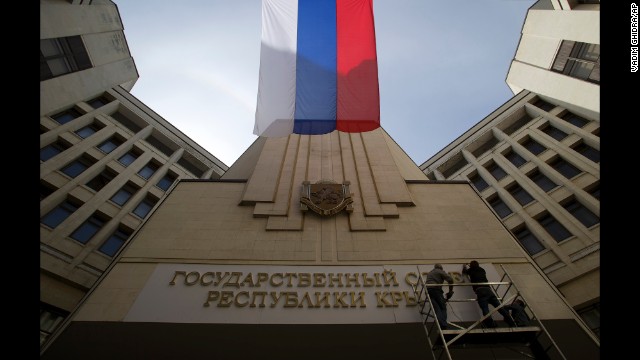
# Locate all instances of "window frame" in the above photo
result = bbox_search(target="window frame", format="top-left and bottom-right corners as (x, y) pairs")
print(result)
(485, 162), (507, 181)
(69, 213), (106, 244)
(98, 228), (131, 257)
(537, 213), (573, 243)
(41, 200), (79, 229)
(513, 226), (546, 255)
(549, 157), (582, 179)
(133, 196), (158, 219)
(562, 198), (600, 228)
(60, 156), (94, 178)
(507, 182), (535, 206)
(138, 161), (159, 180)
(469, 173), (489, 192)
(488, 195), (512, 219)
(521, 137), (546, 156)
(528, 170), (558, 192)
(110, 183), (139, 206)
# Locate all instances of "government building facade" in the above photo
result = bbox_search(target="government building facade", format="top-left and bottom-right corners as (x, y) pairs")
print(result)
(40, 0), (600, 359)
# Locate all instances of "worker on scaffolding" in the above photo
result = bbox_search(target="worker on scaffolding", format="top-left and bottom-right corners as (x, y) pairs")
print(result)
(505, 299), (530, 327)
(462, 260), (516, 328)
(425, 263), (455, 330)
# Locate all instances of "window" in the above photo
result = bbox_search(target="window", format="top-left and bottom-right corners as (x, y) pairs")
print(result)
(40, 181), (56, 201)
(538, 213), (572, 242)
(549, 157), (582, 179)
(87, 96), (109, 109)
(156, 172), (177, 191)
(485, 162), (507, 180)
(488, 196), (512, 218)
(585, 182), (600, 200)
(98, 227), (131, 257)
(75, 122), (103, 139)
(97, 136), (124, 154)
(504, 149), (527, 168)
(507, 183), (535, 206)
(532, 99), (555, 112)
(70, 214), (106, 244)
(541, 124), (569, 141)
(41, 36), (92, 81)
(138, 161), (159, 180)
(513, 227), (545, 255)
(118, 150), (140, 167)
(133, 196), (158, 219)
(469, 173), (489, 192)
(60, 156), (94, 178)
(561, 112), (589, 128)
(40, 303), (69, 347)
(563, 198), (599, 228)
(41, 200), (79, 228)
(551, 41), (599, 84)
(528, 170), (558, 192)
(85, 168), (117, 192)
(110, 183), (138, 206)
(50, 108), (82, 125)
(40, 139), (70, 162)
(572, 142), (600, 163)
(521, 137), (546, 155)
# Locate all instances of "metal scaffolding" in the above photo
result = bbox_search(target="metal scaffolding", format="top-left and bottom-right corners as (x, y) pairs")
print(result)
(411, 265), (567, 360)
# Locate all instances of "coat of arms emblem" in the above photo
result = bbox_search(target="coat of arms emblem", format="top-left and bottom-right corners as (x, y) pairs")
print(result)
(300, 180), (353, 216)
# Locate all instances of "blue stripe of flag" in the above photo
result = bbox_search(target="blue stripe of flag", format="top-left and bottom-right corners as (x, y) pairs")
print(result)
(293, 0), (337, 134)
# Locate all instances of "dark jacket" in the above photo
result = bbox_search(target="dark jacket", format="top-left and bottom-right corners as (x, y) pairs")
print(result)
(462, 265), (489, 291)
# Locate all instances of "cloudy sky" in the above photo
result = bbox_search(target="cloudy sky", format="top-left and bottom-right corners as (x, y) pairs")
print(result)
(117, 0), (535, 168)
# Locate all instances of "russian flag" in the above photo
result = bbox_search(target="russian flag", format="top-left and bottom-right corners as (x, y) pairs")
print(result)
(254, 0), (380, 137)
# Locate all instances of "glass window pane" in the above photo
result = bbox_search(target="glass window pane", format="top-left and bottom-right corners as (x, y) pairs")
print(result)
(98, 140), (119, 154)
(52, 109), (81, 125)
(505, 150), (526, 167)
(573, 143), (600, 163)
(486, 163), (507, 180)
(564, 200), (599, 228)
(70, 216), (104, 244)
(567, 60), (594, 80)
(40, 145), (62, 162)
(508, 184), (535, 206)
(98, 230), (129, 257)
(551, 158), (582, 179)
(489, 197), (512, 218)
(539, 214), (572, 242)
(111, 188), (134, 206)
(469, 174), (489, 192)
(522, 138), (546, 155)
(61, 161), (88, 178)
(514, 228), (545, 255)
(88, 97), (108, 108)
(542, 125), (568, 141)
(75, 126), (97, 139)
(561, 113), (589, 128)
(133, 199), (154, 218)
(529, 171), (557, 192)
(41, 202), (78, 228)
(119, 153), (137, 166)
(157, 175), (176, 191)
(47, 57), (71, 77)
(138, 164), (157, 179)
(41, 38), (63, 57)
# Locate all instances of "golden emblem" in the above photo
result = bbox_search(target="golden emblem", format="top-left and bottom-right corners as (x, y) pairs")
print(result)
(300, 180), (353, 216)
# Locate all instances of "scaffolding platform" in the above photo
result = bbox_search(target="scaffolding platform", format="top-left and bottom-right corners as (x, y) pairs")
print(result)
(438, 326), (541, 345)
(411, 265), (568, 359)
